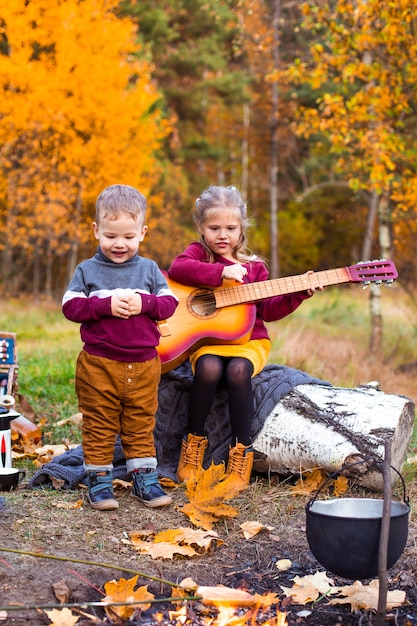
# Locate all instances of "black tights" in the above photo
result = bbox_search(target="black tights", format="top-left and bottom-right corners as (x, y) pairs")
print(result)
(188, 354), (254, 446)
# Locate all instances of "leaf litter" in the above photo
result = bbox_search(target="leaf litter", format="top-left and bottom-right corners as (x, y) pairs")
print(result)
(1, 445), (416, 625)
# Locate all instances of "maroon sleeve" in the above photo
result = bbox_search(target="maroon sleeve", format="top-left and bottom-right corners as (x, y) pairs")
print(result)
(168, 242), (224, 287)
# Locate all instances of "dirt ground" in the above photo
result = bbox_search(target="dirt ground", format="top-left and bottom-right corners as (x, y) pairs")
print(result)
(1, 468), (417, 626)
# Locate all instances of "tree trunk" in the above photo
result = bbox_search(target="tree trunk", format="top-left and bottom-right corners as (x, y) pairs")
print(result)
(253, 383), (415, 491)
(369, 191), (391, 356)
(269, 0), (280, 279)
(361, 189), (378, 261)
(241, 103), (249, 203)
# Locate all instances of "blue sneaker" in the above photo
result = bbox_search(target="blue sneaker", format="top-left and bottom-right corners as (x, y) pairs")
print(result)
(131, 469), (172, 508)
(87, 471), (119, 511)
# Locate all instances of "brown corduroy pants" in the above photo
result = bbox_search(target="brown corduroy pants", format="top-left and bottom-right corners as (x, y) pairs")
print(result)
(75, 351), (161, 466)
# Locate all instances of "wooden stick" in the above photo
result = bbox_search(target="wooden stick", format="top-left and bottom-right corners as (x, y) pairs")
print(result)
(376, 440), (391, 624)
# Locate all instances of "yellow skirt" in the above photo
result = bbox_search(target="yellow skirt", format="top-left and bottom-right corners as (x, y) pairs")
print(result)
(189, 338), (271, 377)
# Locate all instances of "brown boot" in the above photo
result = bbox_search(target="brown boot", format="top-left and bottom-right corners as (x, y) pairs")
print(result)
(222, 443), (254, 492)
(177, 434), (208, 482)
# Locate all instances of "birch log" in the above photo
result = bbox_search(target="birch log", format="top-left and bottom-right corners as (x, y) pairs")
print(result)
(252, 383), (415, 490)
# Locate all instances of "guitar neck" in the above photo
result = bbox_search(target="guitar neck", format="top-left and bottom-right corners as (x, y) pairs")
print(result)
(214, 268), (352, 308)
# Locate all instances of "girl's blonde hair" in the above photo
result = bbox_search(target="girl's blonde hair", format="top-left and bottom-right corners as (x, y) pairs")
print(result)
(194, 185), (256, 263)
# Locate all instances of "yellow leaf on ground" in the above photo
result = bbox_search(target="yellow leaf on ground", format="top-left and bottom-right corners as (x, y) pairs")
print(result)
(333, 475), (349, 496)
(239, 520), (275, 539)
(44, 607), (79, 626)
(52, 499), (83, 509)
(131, 538), (197, 559)
(103, 576), (154, 619)
(160, 477), (178, 489)
(280, 571), (337, 604)
(181, 463), (241, 529)
(154, 527), (222, 551)
(328, 579), (406, 611)
(129, 527), (221, 559)
(181, 500), (238, 530)
(112, 478), (131, 490)
(290, 469), (327, 495)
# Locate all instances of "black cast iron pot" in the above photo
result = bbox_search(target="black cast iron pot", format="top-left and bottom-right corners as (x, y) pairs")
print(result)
(305, 461), (410, 580)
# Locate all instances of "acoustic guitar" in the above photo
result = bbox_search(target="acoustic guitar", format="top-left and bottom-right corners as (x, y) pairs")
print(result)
(157, 260), (398, 373)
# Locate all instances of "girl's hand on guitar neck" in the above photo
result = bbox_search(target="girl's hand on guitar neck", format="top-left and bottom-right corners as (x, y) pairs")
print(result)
(222, 264), (248, 283)
(305, 270), (324, 297)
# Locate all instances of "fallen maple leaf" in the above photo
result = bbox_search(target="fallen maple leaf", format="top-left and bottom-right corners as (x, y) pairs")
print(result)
(102, 575), (154, 619)
(328, 579), (406, 611)
(280, 571), (337, 604)
(154, 527), (223, 551)
(239, 520), (275, 539)
(290, 468), (327, 496)
(181, 463), (241, 530)
(130, 538), (197, 559)
(44, 607), (79, 625)
(333, 474), (349, 496)
(160, 476), (178, 489)
(129, 527), (222, 560)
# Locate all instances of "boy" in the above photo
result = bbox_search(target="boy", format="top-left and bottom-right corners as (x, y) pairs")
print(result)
(63, 184), (178, 511)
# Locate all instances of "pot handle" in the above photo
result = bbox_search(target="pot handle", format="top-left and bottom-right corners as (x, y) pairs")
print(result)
(306, 456), (409, 510)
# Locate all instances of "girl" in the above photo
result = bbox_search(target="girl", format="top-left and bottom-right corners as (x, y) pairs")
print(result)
(168, 185), (320, 491)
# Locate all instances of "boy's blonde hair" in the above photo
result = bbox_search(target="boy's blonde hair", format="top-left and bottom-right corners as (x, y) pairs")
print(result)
(95, 184), (147, 224)
(194, 185), (255, 263)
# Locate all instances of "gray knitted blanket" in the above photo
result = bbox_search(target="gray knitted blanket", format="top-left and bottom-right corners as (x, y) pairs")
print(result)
(28, 361), (330, 489)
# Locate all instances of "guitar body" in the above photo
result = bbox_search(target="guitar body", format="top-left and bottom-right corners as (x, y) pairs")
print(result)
(158, 275), (257, 373)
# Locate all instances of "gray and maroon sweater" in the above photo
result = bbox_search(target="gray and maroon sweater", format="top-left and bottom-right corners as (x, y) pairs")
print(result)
(63, 248), (178, 363)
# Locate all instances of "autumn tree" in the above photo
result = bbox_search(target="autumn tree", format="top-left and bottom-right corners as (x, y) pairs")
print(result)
(118, 0), (251, 244)
(275, 0), (417, 351)
(0, 0), (171, 296)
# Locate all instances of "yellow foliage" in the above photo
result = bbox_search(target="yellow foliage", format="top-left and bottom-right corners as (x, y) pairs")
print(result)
(0, 0), (170, 264)
(284, 0), (417, 207)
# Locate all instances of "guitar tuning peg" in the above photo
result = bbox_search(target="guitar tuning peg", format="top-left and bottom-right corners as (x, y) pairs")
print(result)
(362, 281), (370, 289)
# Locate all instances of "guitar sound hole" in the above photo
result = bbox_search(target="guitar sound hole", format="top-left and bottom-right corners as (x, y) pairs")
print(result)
(190, 290), (217, 318)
